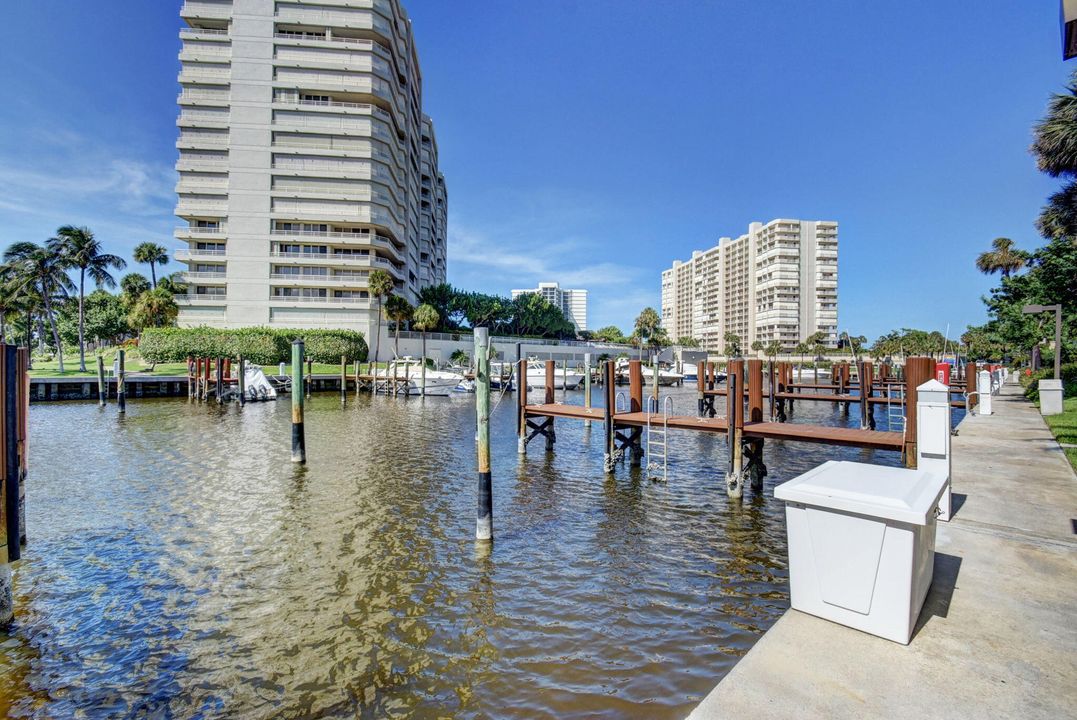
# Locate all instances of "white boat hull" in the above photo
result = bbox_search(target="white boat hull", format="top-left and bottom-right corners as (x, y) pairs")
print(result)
(526, 370), (584, 390)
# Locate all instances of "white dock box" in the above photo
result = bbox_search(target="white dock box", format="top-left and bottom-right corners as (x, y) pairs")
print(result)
(774, 461), (947, 644)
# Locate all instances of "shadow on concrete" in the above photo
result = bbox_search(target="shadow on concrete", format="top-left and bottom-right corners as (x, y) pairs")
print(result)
(950, 493), (967, 518)
(912, 552), (963, 641)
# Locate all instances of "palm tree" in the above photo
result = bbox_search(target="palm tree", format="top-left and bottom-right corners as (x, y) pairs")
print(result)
(975, 237), (1028, 277)
(368, 269), (394, 365)
(1031, 70), (1077, 179)
(385, 294), (413, 358)
(412, 303), (440, 367)
(52, 226), (126, 371)
(4, 242), (74, 373)
(133, 242), (169, 288)
(128, 287), (178, 333)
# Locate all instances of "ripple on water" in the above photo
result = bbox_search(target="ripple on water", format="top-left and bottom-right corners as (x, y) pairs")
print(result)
(1, 386), (937, 718)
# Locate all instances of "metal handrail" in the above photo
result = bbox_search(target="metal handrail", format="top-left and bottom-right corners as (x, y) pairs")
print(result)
(965, 391), (980, 416)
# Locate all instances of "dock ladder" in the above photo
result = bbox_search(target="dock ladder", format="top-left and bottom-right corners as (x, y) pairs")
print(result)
(646, 396), (673, 482)
(885, 385), (906, 436)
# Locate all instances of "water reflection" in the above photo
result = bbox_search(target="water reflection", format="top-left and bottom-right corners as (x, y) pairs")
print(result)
(0, 384), (953, 718)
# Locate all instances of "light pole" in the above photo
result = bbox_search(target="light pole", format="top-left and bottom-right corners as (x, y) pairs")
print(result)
(1022, 304), (1062, 380)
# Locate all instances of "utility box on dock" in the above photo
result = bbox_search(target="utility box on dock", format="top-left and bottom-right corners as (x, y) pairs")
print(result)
(775, 461), (947, 644)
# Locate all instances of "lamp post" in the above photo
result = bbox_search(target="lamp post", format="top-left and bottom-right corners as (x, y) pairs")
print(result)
(1022, 304), (1062, 380)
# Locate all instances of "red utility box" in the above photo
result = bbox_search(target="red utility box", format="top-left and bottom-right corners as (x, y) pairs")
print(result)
(935, 362), (951, 386)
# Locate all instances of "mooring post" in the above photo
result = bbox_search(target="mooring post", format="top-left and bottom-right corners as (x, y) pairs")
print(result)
(561, 362), (567, 401)
(583, 352), (592, 428)
(215, 356), (224, 404)
(238, 356), (246, 405)
(902, 356), (934, 467)
(97, 355), (106, 406)
(861, 361), (875, 430)
(117, 349), (126, 413)
(696, 360), (706, 416)
(965, 361), (978, 408)
(603, 359), (616, 473)
(475, 327), (493, 543)
(340, 355), (347, 404)
(4, 345), (22, 564)
(726, 360), (745, 498)
(291, 340), (306, 464)
(706, 361), (715, 392)
(203, 357), (211, 400)
(628, 359), (643, 467)
(544, 360), (556, 451)
(0, 346), (13, 625)
(306, 357), (312, 398)
(517, 358), (527, 454)
(747, 359), (766, 492)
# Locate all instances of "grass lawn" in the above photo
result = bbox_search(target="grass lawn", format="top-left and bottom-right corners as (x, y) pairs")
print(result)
(29, 347), (190, 378)
(1043, 396), (1077, 472)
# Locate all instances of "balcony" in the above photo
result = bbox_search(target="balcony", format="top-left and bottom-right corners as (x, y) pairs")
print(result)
(177, 110), (230, 128)
(175, 226), (226, 239)
(178, 68), (230, 85)
(176, 155), (228, 171)
(175, 248), (226, 261)
(180, 3), (232, 20)
(177, 293), (227, 304)
(178, 90), (230, 107)
(269, 295), (369, 306)
(182, 272), (227, 283)
(180, 27), (230, 40)
(269, 228), (400, 251)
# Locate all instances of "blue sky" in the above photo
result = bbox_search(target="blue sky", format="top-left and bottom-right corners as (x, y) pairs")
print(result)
(0, 1), (1068, 338)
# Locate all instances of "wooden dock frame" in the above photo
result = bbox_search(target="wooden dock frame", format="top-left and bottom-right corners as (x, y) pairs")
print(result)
(519, 357), (914, 494)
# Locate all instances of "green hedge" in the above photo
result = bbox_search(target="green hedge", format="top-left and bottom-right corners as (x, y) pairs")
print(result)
(1019, 363), (1077, 402)
(140, 327), (367, 365)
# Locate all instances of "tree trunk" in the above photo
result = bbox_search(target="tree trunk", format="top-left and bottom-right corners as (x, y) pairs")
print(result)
(150, 262), (157, 288)
(37, 316), (45, 354)
(373, 298), (382, 367)
(43, 291), (64, 374)
(394, 322), (400, 358)
(78, 268), (87, 372)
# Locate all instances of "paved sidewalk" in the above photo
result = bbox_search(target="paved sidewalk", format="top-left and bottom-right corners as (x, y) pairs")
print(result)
(688, 382), (1077, 720)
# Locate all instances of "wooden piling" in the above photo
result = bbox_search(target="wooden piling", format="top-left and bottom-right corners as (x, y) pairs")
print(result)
(860, 361), (875, 430)
(697, 360), (706, 416)
(97, 355), (106, 406)
(583, 353), (592, 428)
(726, 359), (745, 497)
(117, 349), (126, 413)
(291, 340), (306, 464)
(238, 356), (246, 405)
(475, 328), (493, 542)
(747, 359), (763, 423)
(202, 357), (210, 400)
(306, 357), (313, 398)
(215, 356), (224, 404)
(628, 360), (643, 466)
(517, 358), (527, 454)
(603, 360), (616, 472)
(544, 360), (555, 451)
(903, 356), (935, 467)
(340, 355), (347, 404)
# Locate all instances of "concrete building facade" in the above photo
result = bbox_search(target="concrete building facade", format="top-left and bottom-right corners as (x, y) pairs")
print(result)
(510, 282), (589, 333)
(661, 219), (838, 352)
(175, 0), (446, 334)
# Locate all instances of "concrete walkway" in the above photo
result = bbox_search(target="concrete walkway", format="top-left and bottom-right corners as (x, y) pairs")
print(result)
(689, 382), (1077, 720)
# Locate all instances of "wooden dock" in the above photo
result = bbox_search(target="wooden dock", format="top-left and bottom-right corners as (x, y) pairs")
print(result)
(518, 357), (925, 494)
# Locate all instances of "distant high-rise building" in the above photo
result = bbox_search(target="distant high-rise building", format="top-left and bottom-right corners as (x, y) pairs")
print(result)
(174, 0), (447, 336)
(661, 219), (838, 351)
(511, 282), (589, 332)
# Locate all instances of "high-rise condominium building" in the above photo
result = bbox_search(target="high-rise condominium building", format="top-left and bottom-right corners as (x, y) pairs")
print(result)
(661, 219), (838, 351)
(175, 0), (447, 334)
(510, 282), (589, 333)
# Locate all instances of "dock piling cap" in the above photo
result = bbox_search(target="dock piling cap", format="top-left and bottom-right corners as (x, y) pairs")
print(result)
(774, 460), (947, 526)
(916, 378), (951, 404)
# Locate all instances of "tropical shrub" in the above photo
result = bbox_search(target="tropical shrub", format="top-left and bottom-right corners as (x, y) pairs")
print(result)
(140, 327), (367, 365)
(1020, 363), (1077, 402)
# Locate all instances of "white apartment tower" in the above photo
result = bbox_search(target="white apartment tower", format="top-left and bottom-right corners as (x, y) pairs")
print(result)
(661, 219), (838, 351)
(175, 0), (447, 334)
(510, 282), (589, 333)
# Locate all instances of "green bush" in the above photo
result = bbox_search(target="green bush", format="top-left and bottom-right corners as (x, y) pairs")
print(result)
(1020, 363), (1077, 402)
(140, 327), (367, 365)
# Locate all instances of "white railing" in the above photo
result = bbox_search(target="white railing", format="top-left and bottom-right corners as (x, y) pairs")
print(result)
(177, 134), (229, 145)
(180, 27), (229, 37)
(270, 295), (368, 304)
(178, 293), (227, 302)
(175, 226), (225, 235)
(178, 91), (230, 103)
(270, 251), (372, 263)
(183, 272), (227, 279)
(180, 3), (232, 19)
(269, 229), (395, 244)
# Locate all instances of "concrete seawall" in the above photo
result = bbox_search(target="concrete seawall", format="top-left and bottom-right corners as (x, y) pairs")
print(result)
(689, 382), (1077, 719)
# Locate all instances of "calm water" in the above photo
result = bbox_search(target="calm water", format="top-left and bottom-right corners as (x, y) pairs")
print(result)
(0, 384), (925, 718)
